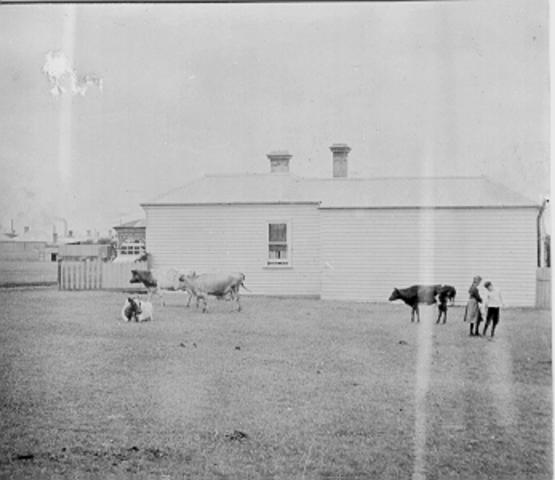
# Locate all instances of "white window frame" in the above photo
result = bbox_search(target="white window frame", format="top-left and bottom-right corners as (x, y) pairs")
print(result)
(266, 220), (292, 267)
(119, 242), (146, 256)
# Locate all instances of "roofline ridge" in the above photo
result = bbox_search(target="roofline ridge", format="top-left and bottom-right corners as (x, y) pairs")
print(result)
(480, 176), (540, 205)
(301, 175), (486, 181)
(205, 172), (303, 179)
(148, 176), (207, 202)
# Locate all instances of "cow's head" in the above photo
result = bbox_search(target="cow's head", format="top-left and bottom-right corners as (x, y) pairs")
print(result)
(129, 269), (153, 284)
(125, 296), (142, 321)
(129, 269), (141, 284)
(388, 288), (400, 302)
(445, 287), (456, 302)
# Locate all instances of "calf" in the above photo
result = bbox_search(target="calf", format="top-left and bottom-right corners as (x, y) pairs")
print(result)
(388, 284), (441, 322)
(179, 272), (248, 313)
(129, 268), (193, 306)
(435, 285), (457, 324)
(121, 297), (154, 322)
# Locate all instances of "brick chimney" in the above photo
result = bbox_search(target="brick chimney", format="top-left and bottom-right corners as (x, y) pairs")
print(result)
(267, 151), (292, 173)
(330, 143), (351, 178)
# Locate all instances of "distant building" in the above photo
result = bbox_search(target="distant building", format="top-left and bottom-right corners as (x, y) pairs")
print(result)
(0, 225), (114, 262)
(112, 219), (146, 263)
(141, 145), (539, 306)
(0, 226), (54, 261)
(57, 243), (113, 261)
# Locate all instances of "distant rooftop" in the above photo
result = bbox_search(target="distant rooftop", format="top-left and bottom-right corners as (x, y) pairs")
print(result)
(113, 218), (146, 229)
(0, 229), (51, 242)
(142, 174), (537, 209)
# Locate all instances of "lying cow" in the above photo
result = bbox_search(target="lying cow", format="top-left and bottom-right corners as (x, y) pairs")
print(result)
(388, 284), (441, 322)
(121, 297), (154, 322)
(436, 285), (457, 324)
(129, 268), (193, 306)
(179, 272), (248, 313)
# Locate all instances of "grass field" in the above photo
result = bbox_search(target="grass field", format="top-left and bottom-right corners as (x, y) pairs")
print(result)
(0, 288), (551, 479)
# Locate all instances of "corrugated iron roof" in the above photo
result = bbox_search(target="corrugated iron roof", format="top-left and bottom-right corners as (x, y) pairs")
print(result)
(142, 174), (537, 209)
(113, 218), (146, 229)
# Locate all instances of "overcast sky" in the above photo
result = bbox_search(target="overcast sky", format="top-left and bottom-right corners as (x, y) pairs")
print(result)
(0, 1), (549, 236)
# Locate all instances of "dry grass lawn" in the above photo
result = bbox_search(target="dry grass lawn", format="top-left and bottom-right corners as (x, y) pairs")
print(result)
(0, 288), (551, 479)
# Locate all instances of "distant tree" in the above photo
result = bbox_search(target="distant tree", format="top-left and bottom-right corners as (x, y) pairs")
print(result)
(545, 235), (551, 268)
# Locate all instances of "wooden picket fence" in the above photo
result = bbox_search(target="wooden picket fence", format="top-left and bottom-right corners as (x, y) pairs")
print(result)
(536, 267), (551, 309)
(58, 260), (148, 291)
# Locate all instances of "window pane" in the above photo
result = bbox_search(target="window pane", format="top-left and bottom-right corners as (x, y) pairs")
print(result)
(268, 244), (288, 260)
(269, 223), (287, 242)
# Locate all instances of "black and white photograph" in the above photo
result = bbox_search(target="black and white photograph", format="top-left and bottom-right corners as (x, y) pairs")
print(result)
(0, 1), (551, 478)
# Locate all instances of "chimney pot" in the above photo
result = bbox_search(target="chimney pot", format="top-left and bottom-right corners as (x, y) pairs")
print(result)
(267, 150), (292, 173)
(330, 143), (351, 178)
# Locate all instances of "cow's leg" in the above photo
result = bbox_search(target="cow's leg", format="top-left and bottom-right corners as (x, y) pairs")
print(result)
(235, 291), (241, 312)
(415, 305), (420, 322)
(197, 293), (208, 313)
(410, 307), (415, 322)
(185, 289), (194, 308)
(443, 308), (447, 324)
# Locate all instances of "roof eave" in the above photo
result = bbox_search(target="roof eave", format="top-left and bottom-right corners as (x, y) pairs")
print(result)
(141, 201), (321, 207)
(318, 204), (539, 210)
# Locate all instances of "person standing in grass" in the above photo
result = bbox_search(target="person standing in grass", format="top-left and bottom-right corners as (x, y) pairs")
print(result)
(463, 275), (483, 336)
(482, 281), (504, 337)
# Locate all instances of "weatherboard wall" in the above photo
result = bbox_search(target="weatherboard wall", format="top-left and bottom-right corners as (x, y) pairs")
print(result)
(144, 204), (321, 296)
(320, 208), (537, 306)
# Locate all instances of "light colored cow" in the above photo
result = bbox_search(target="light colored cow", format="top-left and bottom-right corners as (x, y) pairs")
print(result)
(121, 297), (154, 322)
(179, 272), (248, 313)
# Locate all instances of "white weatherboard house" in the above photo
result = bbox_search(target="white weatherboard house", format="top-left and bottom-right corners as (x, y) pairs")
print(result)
(142, 145), (539, 306)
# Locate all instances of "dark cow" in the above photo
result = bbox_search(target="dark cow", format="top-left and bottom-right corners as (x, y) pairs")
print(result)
(129, 268), (192, 306)
(179, 272), (248, 313)
(435, 285), (457, 324)
(388, 284), (441, 322)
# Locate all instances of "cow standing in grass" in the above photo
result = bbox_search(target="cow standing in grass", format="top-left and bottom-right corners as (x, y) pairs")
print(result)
(129, 268), (194, 307)
(388, 284), (441, 322)
(179, 272), (248, 313)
